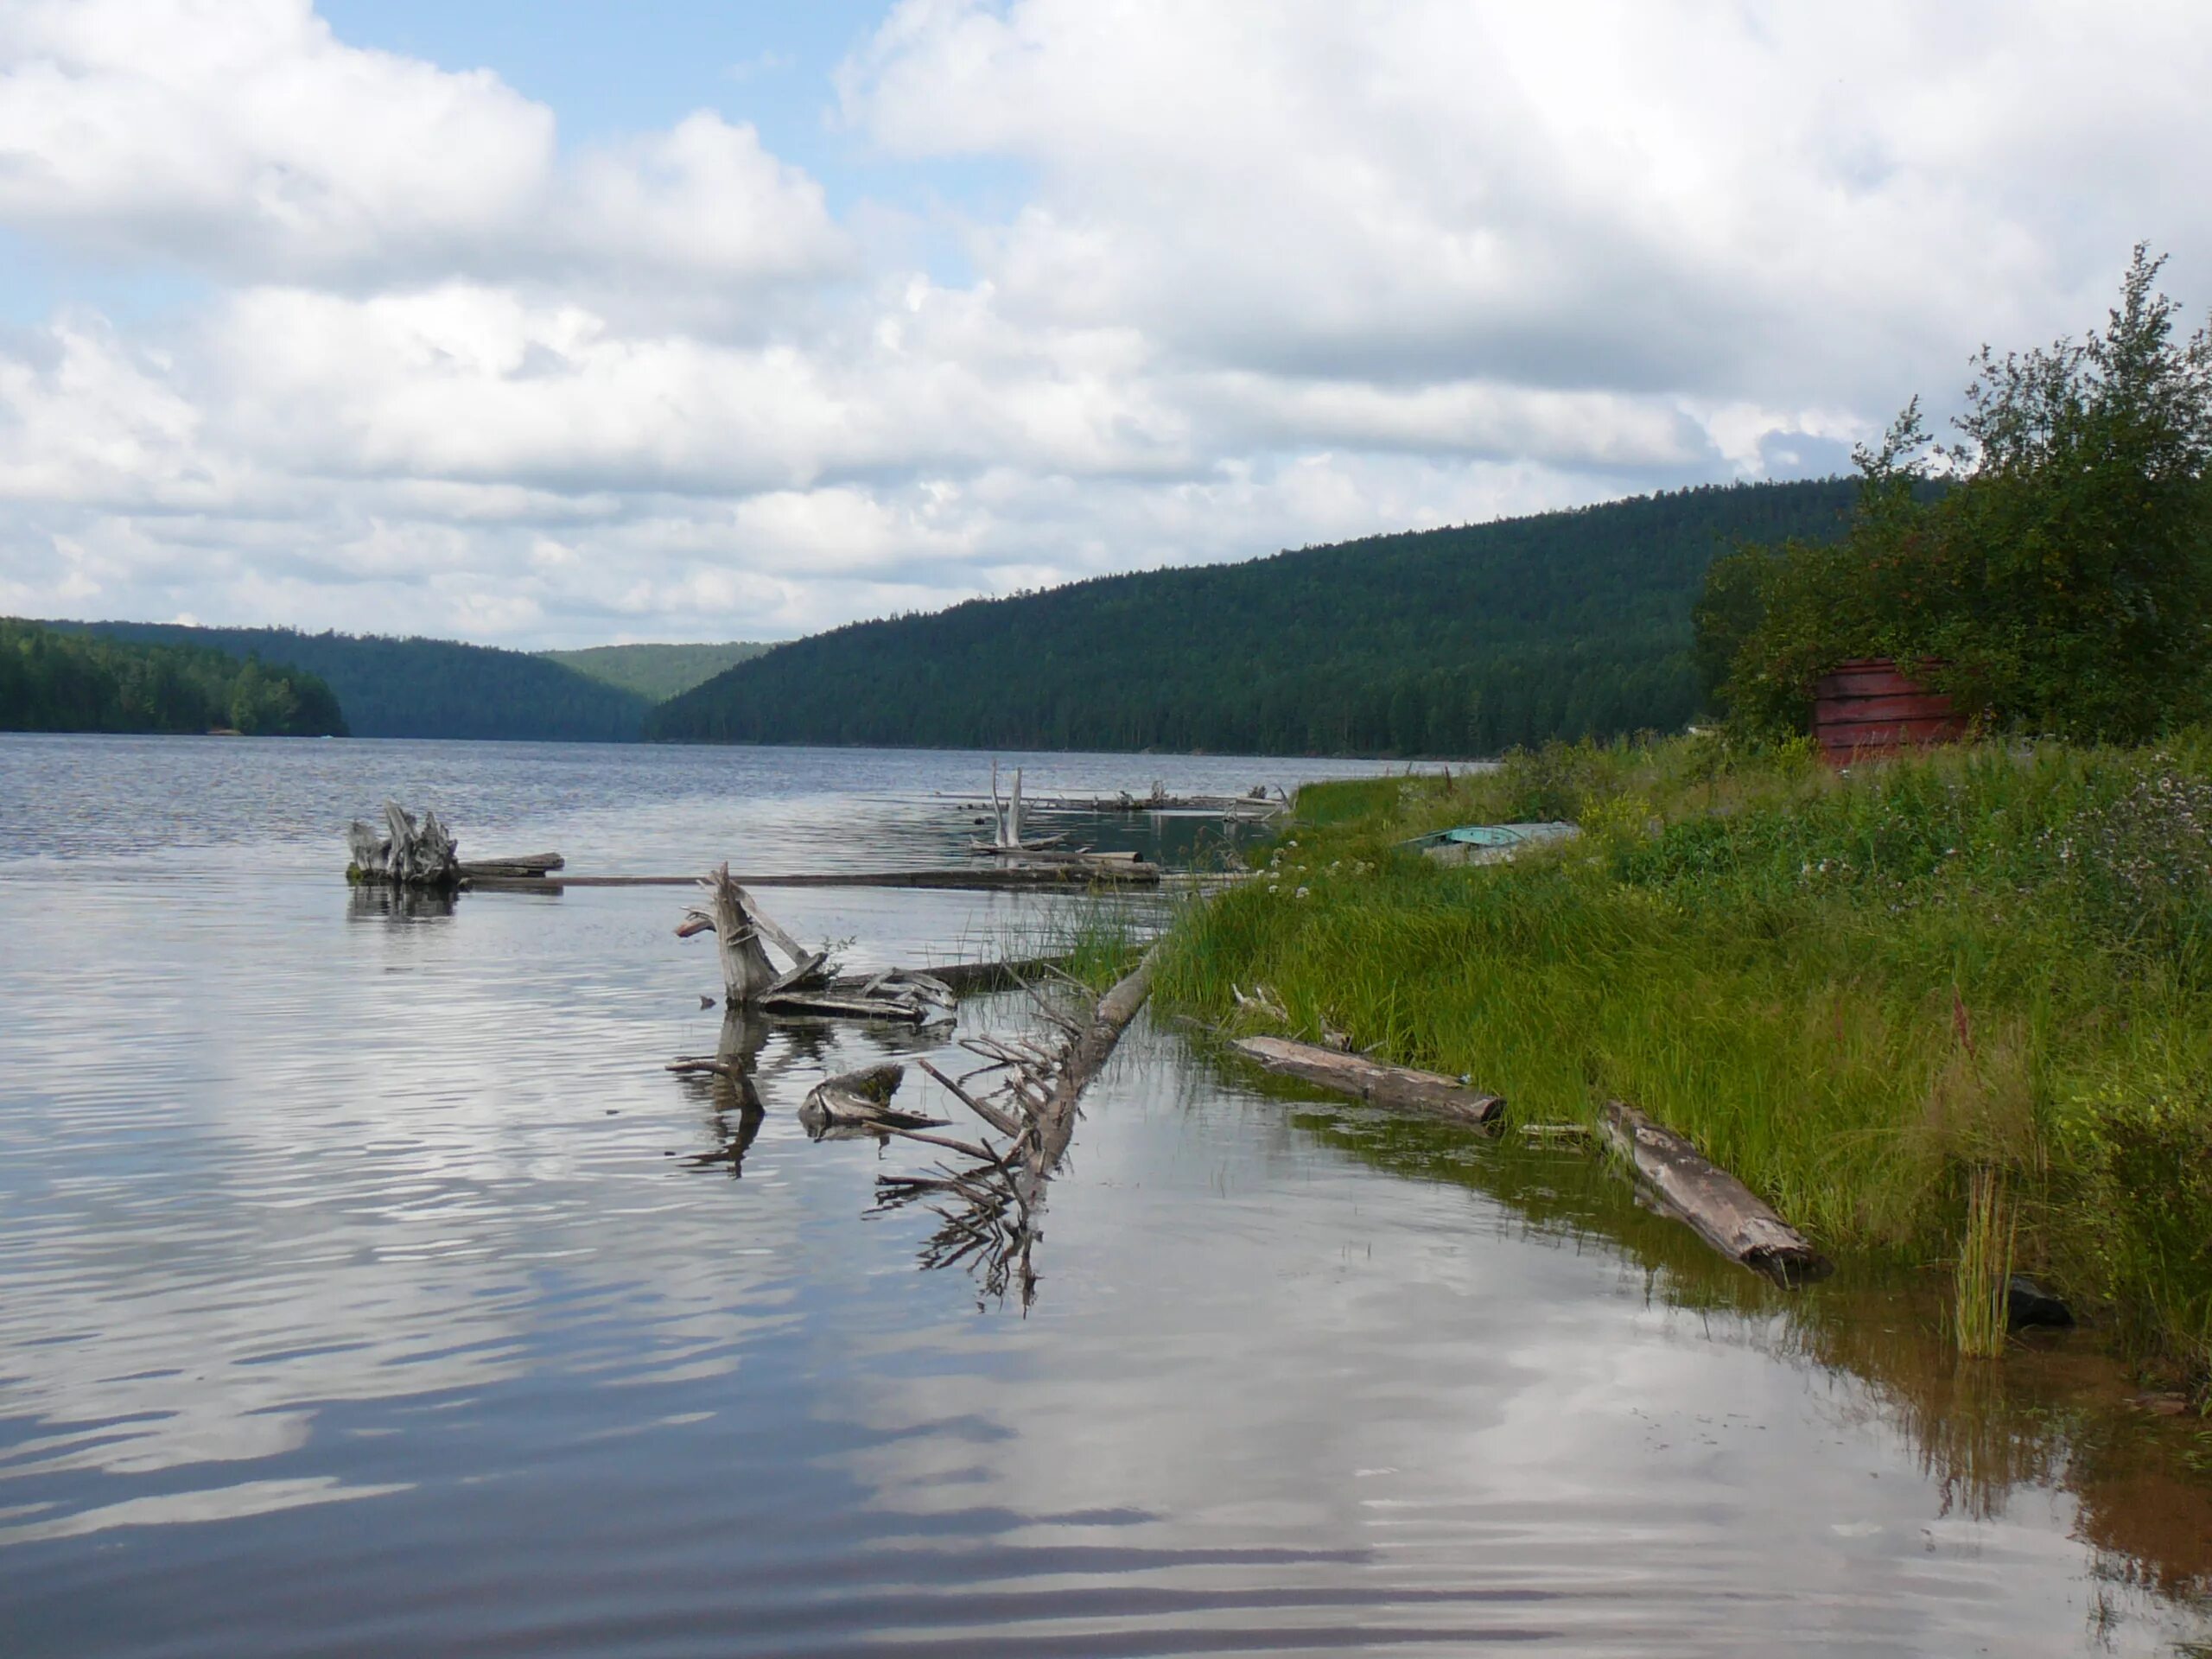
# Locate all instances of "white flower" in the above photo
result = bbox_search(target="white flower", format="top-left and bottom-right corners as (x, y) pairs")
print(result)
(1294, 886), (1310, 899)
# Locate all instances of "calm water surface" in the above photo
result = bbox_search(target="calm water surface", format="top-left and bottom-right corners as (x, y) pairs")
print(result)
(2, 734), (2208, 1656)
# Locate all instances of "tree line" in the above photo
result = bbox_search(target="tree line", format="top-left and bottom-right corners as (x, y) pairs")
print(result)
(651, 480), (1864, 756)
(57, 622), (653, 741)
(0, 619), (346, 736)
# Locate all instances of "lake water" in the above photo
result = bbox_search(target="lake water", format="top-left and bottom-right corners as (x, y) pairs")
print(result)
(2, 733), (2208, 1657)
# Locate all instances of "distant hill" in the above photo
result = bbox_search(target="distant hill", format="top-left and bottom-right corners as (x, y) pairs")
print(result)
(56, 623), (651, 741)
(650, 479), (1862, 757)
(537, 641), (769, 702)
(2, 618), (346, 736)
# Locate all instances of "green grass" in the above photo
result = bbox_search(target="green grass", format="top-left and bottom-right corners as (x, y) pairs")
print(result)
(1155, 733), (2212, 1389)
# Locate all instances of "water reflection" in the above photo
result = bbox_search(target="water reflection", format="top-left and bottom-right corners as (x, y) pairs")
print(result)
(1262, 1067), (2212, 1631)
(345, 882), (460, 922)
(677, 1008), (767, 1175)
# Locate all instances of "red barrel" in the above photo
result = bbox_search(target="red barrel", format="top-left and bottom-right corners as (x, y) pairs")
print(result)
(1811, 658), (1965, 763)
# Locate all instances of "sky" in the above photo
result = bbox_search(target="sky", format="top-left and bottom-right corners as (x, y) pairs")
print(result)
(1, 2), (2208, 649)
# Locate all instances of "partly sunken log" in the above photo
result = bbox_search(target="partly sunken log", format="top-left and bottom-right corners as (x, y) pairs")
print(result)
(798, 1063), (952, 1141)
(1232, 1035), (1503, 1126)
(677, 863), (956, 1023)
(871, 946), (1159, 1305)
(347, 802), (460, 888)
(1599, 1101), (1830, 1286)
(457, 853), (564, 880)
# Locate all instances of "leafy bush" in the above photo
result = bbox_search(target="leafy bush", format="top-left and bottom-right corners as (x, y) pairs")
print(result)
(1700, 246), (2212, 743)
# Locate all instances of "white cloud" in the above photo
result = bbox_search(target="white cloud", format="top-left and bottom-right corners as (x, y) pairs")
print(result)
(0, 0), (842, 296)
(843, 1), (2212, 402)
(0, 1), (2208, 645)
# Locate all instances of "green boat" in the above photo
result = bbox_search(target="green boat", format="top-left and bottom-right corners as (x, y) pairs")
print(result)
(1401, 820), (1580, 866)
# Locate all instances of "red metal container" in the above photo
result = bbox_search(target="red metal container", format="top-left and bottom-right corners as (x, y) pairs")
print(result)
(1811, 658), (1965, 763)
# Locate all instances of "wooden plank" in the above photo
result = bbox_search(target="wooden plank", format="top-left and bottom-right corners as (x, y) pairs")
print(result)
(1231, 1036), (1503, 1126)
(1599, 1101), (1829, 1285)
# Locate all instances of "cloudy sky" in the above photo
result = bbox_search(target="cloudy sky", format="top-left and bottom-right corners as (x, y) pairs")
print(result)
(2, 1), (2207, 647)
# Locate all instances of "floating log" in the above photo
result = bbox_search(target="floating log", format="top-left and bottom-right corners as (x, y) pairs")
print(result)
(1599, 1101), (1830, 1286)
(923, 956), (1071, 994)
(471, 863), (1163, 893)
(798, 1063), (950, 1140)
(1231, 1036), (1503, 1126)
(954, 782), (1287, 817)
(456, 853), (564, 880)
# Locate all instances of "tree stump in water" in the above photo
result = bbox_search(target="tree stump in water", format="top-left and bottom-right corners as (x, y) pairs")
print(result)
(677, 863), (955, 1022)
(347, 802), (460, 888)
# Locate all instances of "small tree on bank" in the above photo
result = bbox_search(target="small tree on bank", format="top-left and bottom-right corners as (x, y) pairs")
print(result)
(1700, 245), (2212, 742)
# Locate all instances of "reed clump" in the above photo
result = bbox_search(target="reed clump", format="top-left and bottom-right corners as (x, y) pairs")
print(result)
(1154, 732), (2212, 1390)
(1955, 1166), (2018, 1360)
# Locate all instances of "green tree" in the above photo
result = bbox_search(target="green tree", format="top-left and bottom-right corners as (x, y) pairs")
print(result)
(1706, 248), (2212, 741)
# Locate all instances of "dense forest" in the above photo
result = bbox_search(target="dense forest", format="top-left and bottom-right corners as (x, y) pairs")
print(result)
(1, 618), (346, 736)
(54, 622), (652, 741)
(537, 641), (768, 702)
(652, 480), (1862, 756)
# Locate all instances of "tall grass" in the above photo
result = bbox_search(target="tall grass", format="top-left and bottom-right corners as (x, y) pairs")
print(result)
(1955, 1166), (2018, 1360)
(1157, 733), (2212, 1388)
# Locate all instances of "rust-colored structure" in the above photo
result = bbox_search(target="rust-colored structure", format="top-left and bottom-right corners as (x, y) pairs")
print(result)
(1811, 658), (1966, 764)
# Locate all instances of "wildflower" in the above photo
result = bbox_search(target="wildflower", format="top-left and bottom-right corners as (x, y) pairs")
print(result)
(1294, 886), (1310, 899)
(1267, 883), (1280, 893)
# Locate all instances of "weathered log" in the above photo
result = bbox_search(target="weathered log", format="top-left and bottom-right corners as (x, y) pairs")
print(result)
(457, 853), (564, 879)
(474, 864), (1163, 892)
(798, 1063), (950, 1139)
(1599, 1101), (1830, 1286)
(1021, 946), (1159, 1182)
(1231, 1036), (1503, 1126)
(760, 986), (938, 1023)
(924, 957), (1069, 994)
(871, 946), (1159, 1305)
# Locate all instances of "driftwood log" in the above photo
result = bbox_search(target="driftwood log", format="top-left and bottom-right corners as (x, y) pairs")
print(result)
(1232, 1036), (1503, 1126)
(871, 947), (1158, 1304)
(457, 853), (564, 880)
(677, 864), (956, 1023)
(469, 863), (1163, 893)
(1599, 1101), (1830, 1286)
(347, 802), (460, 887)
(798, 1064), (959, 1141)
(957, 783), (1287, 818)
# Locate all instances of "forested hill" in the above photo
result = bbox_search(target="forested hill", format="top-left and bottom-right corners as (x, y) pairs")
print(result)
(650, 479), (1860, 756)
(2, 618), (346, 736)
(59, 623), (652, 741)
(537, 641), (769, 702)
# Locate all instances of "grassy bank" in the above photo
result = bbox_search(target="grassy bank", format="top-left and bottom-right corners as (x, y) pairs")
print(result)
(1154, 734), (2212, 1388)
